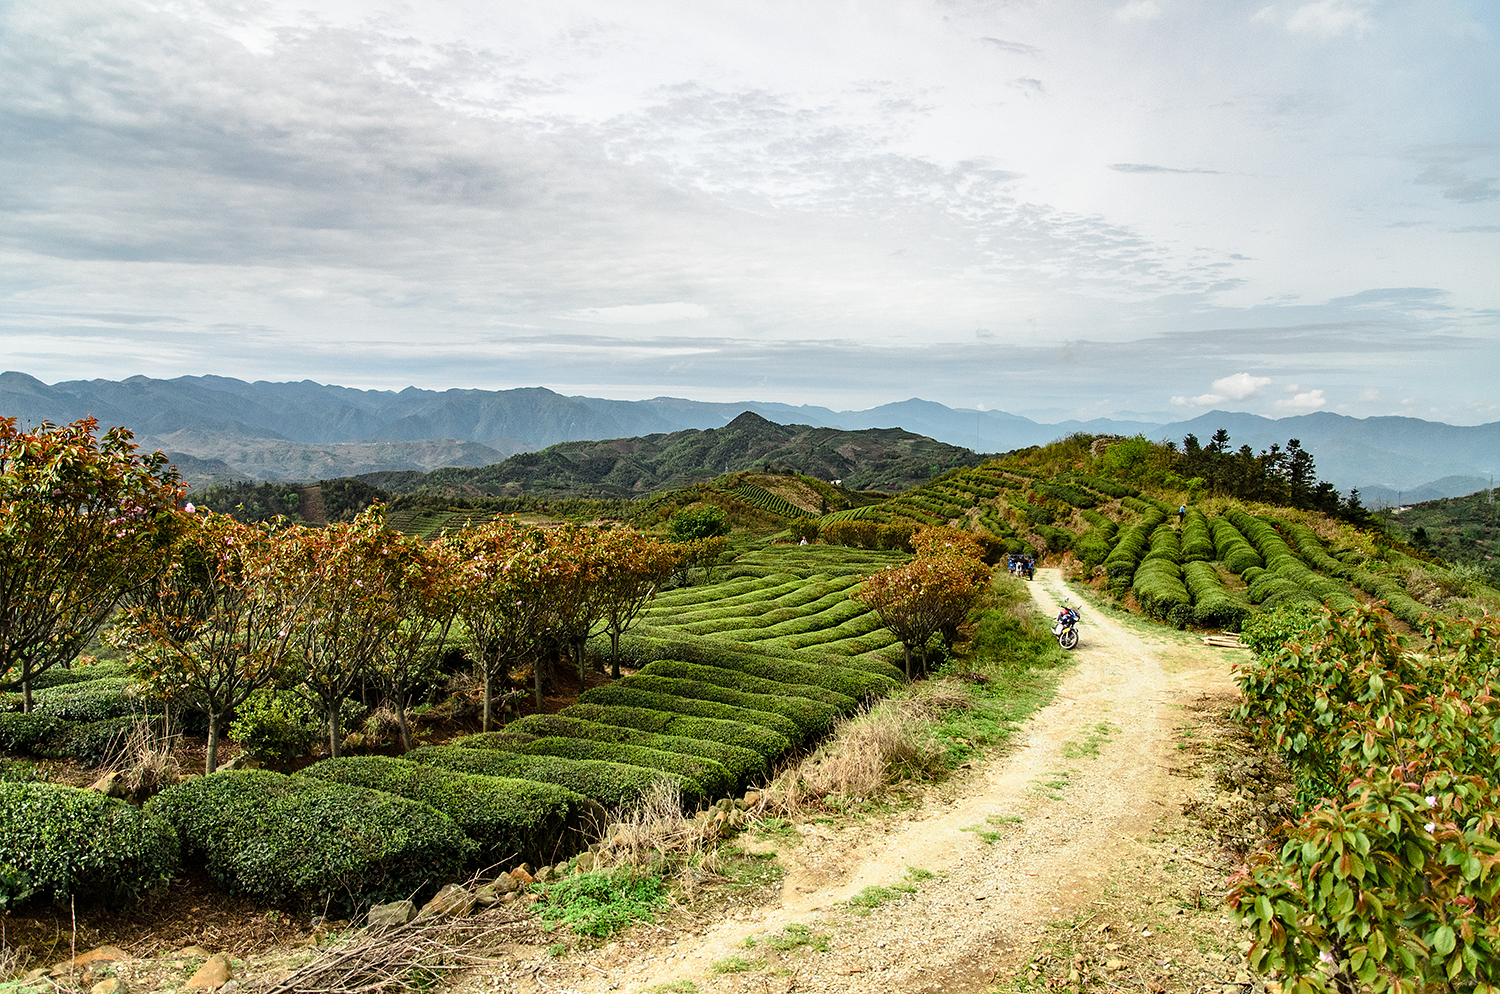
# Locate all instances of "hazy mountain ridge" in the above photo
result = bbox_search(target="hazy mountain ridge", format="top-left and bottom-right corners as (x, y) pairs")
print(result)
(2, 371), (1496, 493)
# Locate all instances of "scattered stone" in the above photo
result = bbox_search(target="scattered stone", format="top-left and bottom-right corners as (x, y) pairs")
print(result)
(575, 851), (596, 872)
(743, 791), (762, 808)
(219, 754), (258, 771)
(89, 772), (128, 798)
(535, 865), (553, 883)
(186, 953), (233, 989)
(1105, 959), (1124, 972)
(91, 979), (128, 994)
(179, 946), (212, 959)
(510, 866), (536, 885)
(419, 883), (476, 919)
(367, 899), (417, 927)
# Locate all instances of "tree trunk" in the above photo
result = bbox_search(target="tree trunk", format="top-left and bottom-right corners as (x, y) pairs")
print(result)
(534, 653), (543, 711)
(394, 697), (412, 752)
(577, 639), (586, 693)
(205, 710), (222, 774)
(610, 629), (621, 680)
(20, 675), (32, 714)
(482, 663), (494, 732)
(328, 705), (341, 758)
(902, 643), (912, 680)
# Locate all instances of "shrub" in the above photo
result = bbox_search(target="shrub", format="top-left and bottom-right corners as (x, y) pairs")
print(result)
(0, 758), (42, 783)
(1350, 567), (1428, 628)
(625, 636), (896, 699)
(1208, 516), (1262, 574)
(149, 769), (474, 912)
(0, 712), (67, 753)
(1142, 524), (1181, 563)
(1246, 571), (1319, 608)
(0, 782), (178, 907)
(1239, 601), (1324, 656)
(640, 660), (856, 713)
(1034, 482), (1099, 508)
(27, 678), (151, 723)
(561, 703), (794, 763)
(507, 737), (734, 799)
(1183, 561), (1249, 630)
(469, 714), (767, 790)
(296, 756), (596, 869)
(1277, 519), (1351, 578)
(576, 683), (802, 745)
(1132, 558), (1190, 623)
(668, 505), (731, 542)
(1068, 474), (1138, 499)
(613, 674), (837, 739)
(1180, 509), (1214, 563)
(786, 517), (821, 543)
(1073, 512), (1118, 569)
(404, 746), (703, 810)
(229, 690), (364, 763)
(1104, 509), (1165, 592)
(46, 715), (138, 767)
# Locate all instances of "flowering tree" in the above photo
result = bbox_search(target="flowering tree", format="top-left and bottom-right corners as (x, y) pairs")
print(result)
(113, 510), (311, 773)
(855, 551), (990, 679)
(0, 417), (182, 711)
(596, 530), (682, 679)
(370, 530), (458, 752)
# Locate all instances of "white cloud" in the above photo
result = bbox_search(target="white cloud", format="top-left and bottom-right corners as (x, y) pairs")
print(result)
(1116, 2), (1163, 22)
(559, 303), (711, 325)
(1170, 372), (1273, 407)
(1276, 388), (1328, 412)
(1255, 1), (1376, 38)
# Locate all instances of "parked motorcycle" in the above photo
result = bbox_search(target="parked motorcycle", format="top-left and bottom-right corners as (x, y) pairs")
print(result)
(1051, 602), (1080, 650)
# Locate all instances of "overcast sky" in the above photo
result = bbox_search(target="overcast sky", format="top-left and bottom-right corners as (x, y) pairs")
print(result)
(2, 0), (1497, 423)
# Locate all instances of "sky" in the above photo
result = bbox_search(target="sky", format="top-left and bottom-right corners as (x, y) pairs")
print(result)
(1, 0), (1498, 424)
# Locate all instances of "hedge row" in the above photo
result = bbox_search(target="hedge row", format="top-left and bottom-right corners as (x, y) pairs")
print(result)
(1033, 525), (1074, 553)
(467, 713), (768, 789)
(598, 631), (902, 694)
(1228, 511), (1356, 609)
(17, 678), (151, 723)
(1181, 508), (1215, 563)
(1, 782), (179, 908)
(1067, 474), (1138, 499)
(297, 756), (597, 869)
(650, 577), (855, 626)
(1209, 516), (1263, 574)
(1183, 561), (1250, 630)
(640, 660), (856, 712)
(405, 745), (703, 809)
(1243, 566), (1321, 608)
(562, 703), (794, 762)
(1073, 511), (1118, 569)
(503, 737), (734, 799)
(1132, 557), (1191, 623)
(731, 484), (807, 519)
(1104, 509), (1166, 591)
(1143, 524), (1181, 564)
(149, 770), (473, 913)
(603, 674), (834, 740)
(1350, 568), (1428, 629)
(1277, 519), (1351, 579)
(1034, 482), (1100, 509)
(0, 713), (138, 767)
(1119, 496), (1158, 516)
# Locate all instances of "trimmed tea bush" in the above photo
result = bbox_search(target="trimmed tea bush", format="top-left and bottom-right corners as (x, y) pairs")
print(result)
(639, 660), (856, 712)
(47, 716), (137, 767)
(28, 678), (149, 723)
(1180, 509), (1214, 563)
(0, 712), (67, 753)
(1183, 561), (1250, 630)
(562, 703), (793, 762)
(296, 756), (594, 869)
(1247, 571), (1319, 608)
(1132, 557), (1190, 624)
(506, 737), (733, 798)
(404, 746), (703, 809)
(0, 782), (178, 907)
(576, 682), (802, 745)
(613, 674), (836, 739)
(1104, 509), (1166, 592)
(1277, 519), (1350, 579)
(1209, 516), (1262, 574)
(150, 770), (474, 911)
(1350, 567), (1428, 628)
(1143, 524), (1181, 563)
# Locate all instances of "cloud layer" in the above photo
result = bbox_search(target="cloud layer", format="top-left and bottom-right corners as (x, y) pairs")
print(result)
(0, 1), (1497, 423)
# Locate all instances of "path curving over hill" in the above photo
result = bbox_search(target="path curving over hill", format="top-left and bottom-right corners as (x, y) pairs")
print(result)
(499, 569), (1239, 994)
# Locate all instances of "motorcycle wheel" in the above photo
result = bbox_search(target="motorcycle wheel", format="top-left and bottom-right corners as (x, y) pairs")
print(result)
(1058, 628), (1079, 650)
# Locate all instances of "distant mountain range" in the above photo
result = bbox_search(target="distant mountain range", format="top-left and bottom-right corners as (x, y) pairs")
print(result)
(2, 371), (1497, 497)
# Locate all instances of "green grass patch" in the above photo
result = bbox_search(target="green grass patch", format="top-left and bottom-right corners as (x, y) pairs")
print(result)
(537, 867), (668, 938)
(764, 922), (830, 953)
(843, 866), (932, 914)
(711, 955), (763, 974)
(962, 815), (1022, 844)
(1061, 721), (1116, 759)
(1028, 770), (1073, 800)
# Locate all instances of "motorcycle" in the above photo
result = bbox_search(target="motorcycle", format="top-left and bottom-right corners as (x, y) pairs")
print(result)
(1051, 603), (1080, 650)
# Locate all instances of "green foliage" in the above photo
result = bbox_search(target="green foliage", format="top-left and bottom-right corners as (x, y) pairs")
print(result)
(604, 631), (898, 700)
(1132, 557), (1191, 624)
(49, 716), (138, 767)
(473, 713), (767, 790)
(149, 769), (474, 912)
(26, 677), (150, 723)
(192, 481), (304, 523)
(0, 712), (66, 753)
(295, 756), (593, 869)
(1143, 523), (1181, 563)
(819, 519), (914, 551)
(0, 782), (179, 907)
(1278, 519), (1352, 578)
(668, 505), (732, 542)
(1103, 509), (1166, 593)
(612, 674), (838, 740)
(0, 758), (42, 783)
(730, 484), (806, 519)
(575, 682), (803, 746)
(786, 517), (821, 543)
(1349, 567), (1430, 629)
(561, 703), (794, 763)
(1033, 482), (1099, 508)
(229, 690), (363, 763)
(1240, 600), (1323, 655)
(403, 745), (703, 809)
(538, 867), (668, 937)
(1230, 609), (1500, 992)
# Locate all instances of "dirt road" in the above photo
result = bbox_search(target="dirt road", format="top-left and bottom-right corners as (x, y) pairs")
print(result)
(520, 570), (1242, 994)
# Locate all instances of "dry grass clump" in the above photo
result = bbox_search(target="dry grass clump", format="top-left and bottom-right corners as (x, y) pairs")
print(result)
(765, 680), (968, 813)
(104, 718), (182, 800)
(591, 781), (724, 875)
